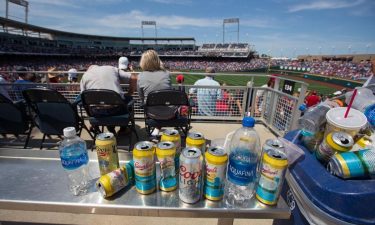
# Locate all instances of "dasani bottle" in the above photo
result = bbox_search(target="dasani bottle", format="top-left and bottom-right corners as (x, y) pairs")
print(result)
(224, 117), (261, 207)
(59, 127), (90, 196)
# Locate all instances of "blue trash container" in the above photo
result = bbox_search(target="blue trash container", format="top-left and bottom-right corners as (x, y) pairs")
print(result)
(273, 130), (375, 225)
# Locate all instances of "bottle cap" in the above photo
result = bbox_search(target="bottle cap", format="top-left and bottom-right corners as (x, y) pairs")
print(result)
(63, 127), (76, 138)
(242, 116), (255, 127)
(299, 103), (307, 112)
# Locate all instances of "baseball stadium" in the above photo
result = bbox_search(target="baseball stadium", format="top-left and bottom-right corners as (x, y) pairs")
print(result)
(0, 1), (375, 225)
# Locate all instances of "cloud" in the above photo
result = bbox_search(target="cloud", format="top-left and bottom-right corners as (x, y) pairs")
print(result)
(29, 0), (78, 8)
(148, 0), (192, 4)
(288, 0), (366, 12)
(96, 10), (221, 29)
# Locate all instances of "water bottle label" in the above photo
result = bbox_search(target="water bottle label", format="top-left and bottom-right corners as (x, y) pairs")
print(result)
(227, 155), (256, 186)
(61, 152), (89, 170)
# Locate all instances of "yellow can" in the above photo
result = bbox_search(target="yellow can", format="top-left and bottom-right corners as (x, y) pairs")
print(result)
(161, 129), (182, 175)
(156, 141), (177, 192)
(204, 146), (228, 201)
(96, 163), (134, 198)
(133, 141), (156, 194)
(95, 132), (119, 175)
(186, 131), (206, 152)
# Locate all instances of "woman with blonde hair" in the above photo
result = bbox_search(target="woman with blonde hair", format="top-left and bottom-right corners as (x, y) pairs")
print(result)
(137, 49), (172, 137)
(137, 49), (171, 103)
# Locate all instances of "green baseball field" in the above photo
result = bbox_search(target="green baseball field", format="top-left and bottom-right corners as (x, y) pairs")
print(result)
(171, 72), (344, 96)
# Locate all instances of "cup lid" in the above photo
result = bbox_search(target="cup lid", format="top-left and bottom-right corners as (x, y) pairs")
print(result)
(326, 107), (367, 130)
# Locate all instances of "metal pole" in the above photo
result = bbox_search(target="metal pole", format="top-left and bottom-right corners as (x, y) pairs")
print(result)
(6, 0), (9, 19)
(141, 25), (144, 38)
(222, 22), (225, 44)
(237, 21), (239, 43)
(25, 5), (28, 23)
(155, 25), (157, 38)
(290, 83), (308, 130)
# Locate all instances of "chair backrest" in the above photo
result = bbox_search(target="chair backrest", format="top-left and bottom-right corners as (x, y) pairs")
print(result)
(0, 93), (29, 134)
(22, 88), (79, 135)
(81, 89), (128, 117)
(146, 89), (189, 107)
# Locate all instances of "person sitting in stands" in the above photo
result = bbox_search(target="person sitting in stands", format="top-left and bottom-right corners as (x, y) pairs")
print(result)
(305, 90), (321, 108)
(79, 58), (137, 134)
(189, 67), (221, 116)
(137, 50), (172, 137)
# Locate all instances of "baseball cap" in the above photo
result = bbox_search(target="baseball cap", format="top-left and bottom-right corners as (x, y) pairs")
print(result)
(68, 68), (78, 81)
(118, 57), (129, 70)
(176, 74), (184, 83)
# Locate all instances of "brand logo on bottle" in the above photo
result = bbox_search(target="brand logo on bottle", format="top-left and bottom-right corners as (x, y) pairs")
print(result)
(61, 153), (88, 170)
(227, 157), (256, 186)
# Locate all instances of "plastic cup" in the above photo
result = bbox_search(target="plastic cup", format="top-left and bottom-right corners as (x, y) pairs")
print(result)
(325, 107), (368, 138)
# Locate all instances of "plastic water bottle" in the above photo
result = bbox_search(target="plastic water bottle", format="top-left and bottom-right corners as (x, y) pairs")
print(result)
(224, 117), (261, 207)
(59, 127), (90, 196)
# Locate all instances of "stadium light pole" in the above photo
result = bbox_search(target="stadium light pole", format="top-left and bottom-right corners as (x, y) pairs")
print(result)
(318, 46), (322, 55)
(293, 48), (297, 58)
(331, 45), (335, 55)
(348, 45), (352, 54)
(223, 18), (239, 44)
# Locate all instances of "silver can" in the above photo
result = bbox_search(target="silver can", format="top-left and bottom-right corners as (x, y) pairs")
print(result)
(263, 139), (285, 153)
(179, 147), (203, 204)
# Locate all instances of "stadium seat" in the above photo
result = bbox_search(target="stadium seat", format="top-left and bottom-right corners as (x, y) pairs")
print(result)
(0, 93), (33, 148)
(144, 89), (191, 137)
(22, 87), (92, 149)
(80, 89), (138, 148)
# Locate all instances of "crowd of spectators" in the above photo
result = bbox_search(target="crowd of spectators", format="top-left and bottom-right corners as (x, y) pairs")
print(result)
(279, 60), (373, 79)
(0, 57), (373, 81)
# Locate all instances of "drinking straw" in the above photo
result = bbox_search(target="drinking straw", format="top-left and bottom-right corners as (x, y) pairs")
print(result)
(344, 89), (358, 118)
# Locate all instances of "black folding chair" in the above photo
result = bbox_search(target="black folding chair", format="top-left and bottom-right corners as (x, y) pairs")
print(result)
(22, 87), (92, 149)
(144, 89), (191, 137)
(80, 89), (138, 147)
(0, 93), (33, 148)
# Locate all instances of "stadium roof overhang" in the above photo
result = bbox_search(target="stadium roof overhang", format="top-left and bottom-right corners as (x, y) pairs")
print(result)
(0, 17), (195, 42)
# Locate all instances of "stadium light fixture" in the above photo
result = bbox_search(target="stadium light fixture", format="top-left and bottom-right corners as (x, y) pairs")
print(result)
(6, 0), (29, 23)
(223, 18), (239, 44)
(141, 21), (157, 38)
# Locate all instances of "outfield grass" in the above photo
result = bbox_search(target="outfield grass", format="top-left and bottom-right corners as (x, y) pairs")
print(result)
(171, 72), (340, 96)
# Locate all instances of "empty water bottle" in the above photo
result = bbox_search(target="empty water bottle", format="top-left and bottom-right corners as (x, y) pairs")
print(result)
(59, 127), (90, 196)
(224, 117), (261, 207)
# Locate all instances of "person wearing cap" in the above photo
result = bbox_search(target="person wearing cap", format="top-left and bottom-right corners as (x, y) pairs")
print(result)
(68, 68), (78, 83)
(13, 66), (36, 100)
(304, 90), (321, 108)
(189, 67), (221, 116)
(176, 74), (185, 92)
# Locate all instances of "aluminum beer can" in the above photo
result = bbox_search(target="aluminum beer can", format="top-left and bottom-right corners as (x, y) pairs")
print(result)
(328, 149), (375, 179)
(256, 142), (288, 206)
(161, 129), (181, 174)
(133, 141), (156, 194)
(186, 131), (206, 153)
(316, 132), (354, 164)
(95, 132), (119, 175)
(96, 162), (134, 198)
(204, 146), (228, 201)
(179, 147), (203, 204)
(156, 141), (177, 192)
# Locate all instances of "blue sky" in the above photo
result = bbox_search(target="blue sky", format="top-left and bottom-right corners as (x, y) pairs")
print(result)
(1, 0), (375, 57)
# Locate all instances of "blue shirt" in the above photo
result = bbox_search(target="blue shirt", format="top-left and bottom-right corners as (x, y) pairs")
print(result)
(190, 76), (221, 116)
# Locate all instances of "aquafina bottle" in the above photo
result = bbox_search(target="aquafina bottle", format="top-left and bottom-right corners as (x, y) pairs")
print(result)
(59, 127), (90, 196)
(224, 117), (261, 207)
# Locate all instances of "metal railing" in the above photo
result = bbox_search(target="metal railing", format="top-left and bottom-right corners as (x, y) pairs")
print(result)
(0, 71), (308, 136)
